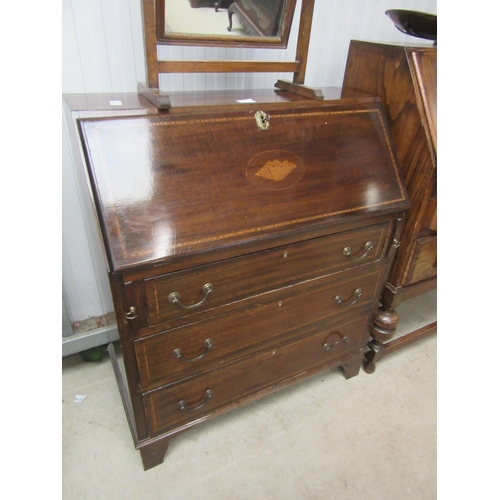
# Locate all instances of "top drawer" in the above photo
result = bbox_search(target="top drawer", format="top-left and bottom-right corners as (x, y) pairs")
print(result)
(144, 222), (390, 327)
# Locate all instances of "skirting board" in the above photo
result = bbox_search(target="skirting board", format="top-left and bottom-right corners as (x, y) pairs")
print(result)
(62, 323), (119, 357)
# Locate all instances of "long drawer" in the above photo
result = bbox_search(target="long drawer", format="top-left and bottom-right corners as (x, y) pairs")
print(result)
(136, 265), (384, 389)
(144, 222), (390, 327)
(142, 314), (369, 436)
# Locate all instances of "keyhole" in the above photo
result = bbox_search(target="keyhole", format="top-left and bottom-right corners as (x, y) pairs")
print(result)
(255, 111), (270, 130)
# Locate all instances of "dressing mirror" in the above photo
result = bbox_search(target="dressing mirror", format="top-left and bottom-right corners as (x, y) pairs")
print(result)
(139, 0), (318, 108)
(158, 0), (297, 48)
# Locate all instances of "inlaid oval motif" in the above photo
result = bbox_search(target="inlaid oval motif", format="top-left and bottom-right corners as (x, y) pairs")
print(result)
(246, 150), (305, 191)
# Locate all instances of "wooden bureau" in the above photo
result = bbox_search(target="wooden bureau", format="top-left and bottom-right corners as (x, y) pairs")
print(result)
(77, 93), (409, 470)
(342, 41), (437, 370)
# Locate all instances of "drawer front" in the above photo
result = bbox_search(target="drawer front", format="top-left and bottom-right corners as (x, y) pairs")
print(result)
(144, 222), (390, 327)
(142, 314), (369, 436)
(135, 265), (384, 389)
(406, 235), (437, 285)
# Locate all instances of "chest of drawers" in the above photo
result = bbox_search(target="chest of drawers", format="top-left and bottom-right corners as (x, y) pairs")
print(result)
(78, 94), (409, 470)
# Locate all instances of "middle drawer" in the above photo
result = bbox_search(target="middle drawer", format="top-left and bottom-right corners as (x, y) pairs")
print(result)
(135, 264), (384, 390)
(144, 222), (389, 327)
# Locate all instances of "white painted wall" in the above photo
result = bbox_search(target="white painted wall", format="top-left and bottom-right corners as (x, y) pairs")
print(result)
(62, 0), (437, 323)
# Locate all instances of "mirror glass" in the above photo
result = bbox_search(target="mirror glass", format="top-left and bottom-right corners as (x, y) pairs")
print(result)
(158, 0), (297, 48)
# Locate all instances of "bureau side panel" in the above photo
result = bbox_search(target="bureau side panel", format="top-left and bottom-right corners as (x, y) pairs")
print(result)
(108, 273), (150, 442)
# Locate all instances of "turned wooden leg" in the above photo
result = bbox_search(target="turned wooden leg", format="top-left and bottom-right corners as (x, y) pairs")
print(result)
(371, 306), (400, 342)
(139, 438), (170, 471)
(363, 340), (384, 374)
(363, 306), (399, 373)
(342, 354), (364, 380)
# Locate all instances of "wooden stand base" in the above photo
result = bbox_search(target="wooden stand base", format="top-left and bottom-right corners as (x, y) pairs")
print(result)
(274, 79), (324, 100)
(137, 82), (171, 110)
(137, 81), (323, 111)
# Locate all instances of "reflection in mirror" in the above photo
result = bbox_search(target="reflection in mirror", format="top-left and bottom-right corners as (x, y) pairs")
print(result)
(159, 0), (297, 48)
(164, 0), (243, 37)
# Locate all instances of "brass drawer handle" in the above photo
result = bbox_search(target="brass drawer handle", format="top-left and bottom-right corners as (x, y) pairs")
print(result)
(168, 283), (214, 310)
(173, 339), (213, 363)
(125, 306), (138, 320)
(335, 288), (363, 307)
(178, 389), (213, 412)
(323, 335), (349, 351)
(342, 241), (373, 260)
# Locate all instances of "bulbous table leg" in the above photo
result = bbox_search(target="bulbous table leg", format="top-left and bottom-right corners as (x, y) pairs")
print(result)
(364, 307), (399, 373)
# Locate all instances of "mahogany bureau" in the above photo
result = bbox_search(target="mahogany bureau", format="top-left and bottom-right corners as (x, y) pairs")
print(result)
(77, 92), (409, 470)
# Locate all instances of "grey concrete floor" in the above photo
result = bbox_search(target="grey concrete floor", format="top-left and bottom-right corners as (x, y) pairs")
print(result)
(62, 291), (437, 499)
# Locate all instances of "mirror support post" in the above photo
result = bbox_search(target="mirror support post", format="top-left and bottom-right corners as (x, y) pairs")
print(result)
(142, 0), (159, 89)
(138, 0), (172, 109)
(293, 0), (315, 85)
(274, 0), (321, 100)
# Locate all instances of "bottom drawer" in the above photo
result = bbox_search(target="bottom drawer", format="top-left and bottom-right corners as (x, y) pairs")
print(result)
(143, 314), (369, 437)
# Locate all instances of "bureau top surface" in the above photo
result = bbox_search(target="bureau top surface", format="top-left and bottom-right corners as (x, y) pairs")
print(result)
(79, 99), (409, 272)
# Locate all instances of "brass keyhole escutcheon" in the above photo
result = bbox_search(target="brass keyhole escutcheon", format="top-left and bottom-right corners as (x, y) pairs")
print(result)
(255, 111), (270, 130)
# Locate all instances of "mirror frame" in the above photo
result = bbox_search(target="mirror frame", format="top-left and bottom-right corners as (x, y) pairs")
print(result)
(156, 0), (298, 49)
(139, 0), (317, 108)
